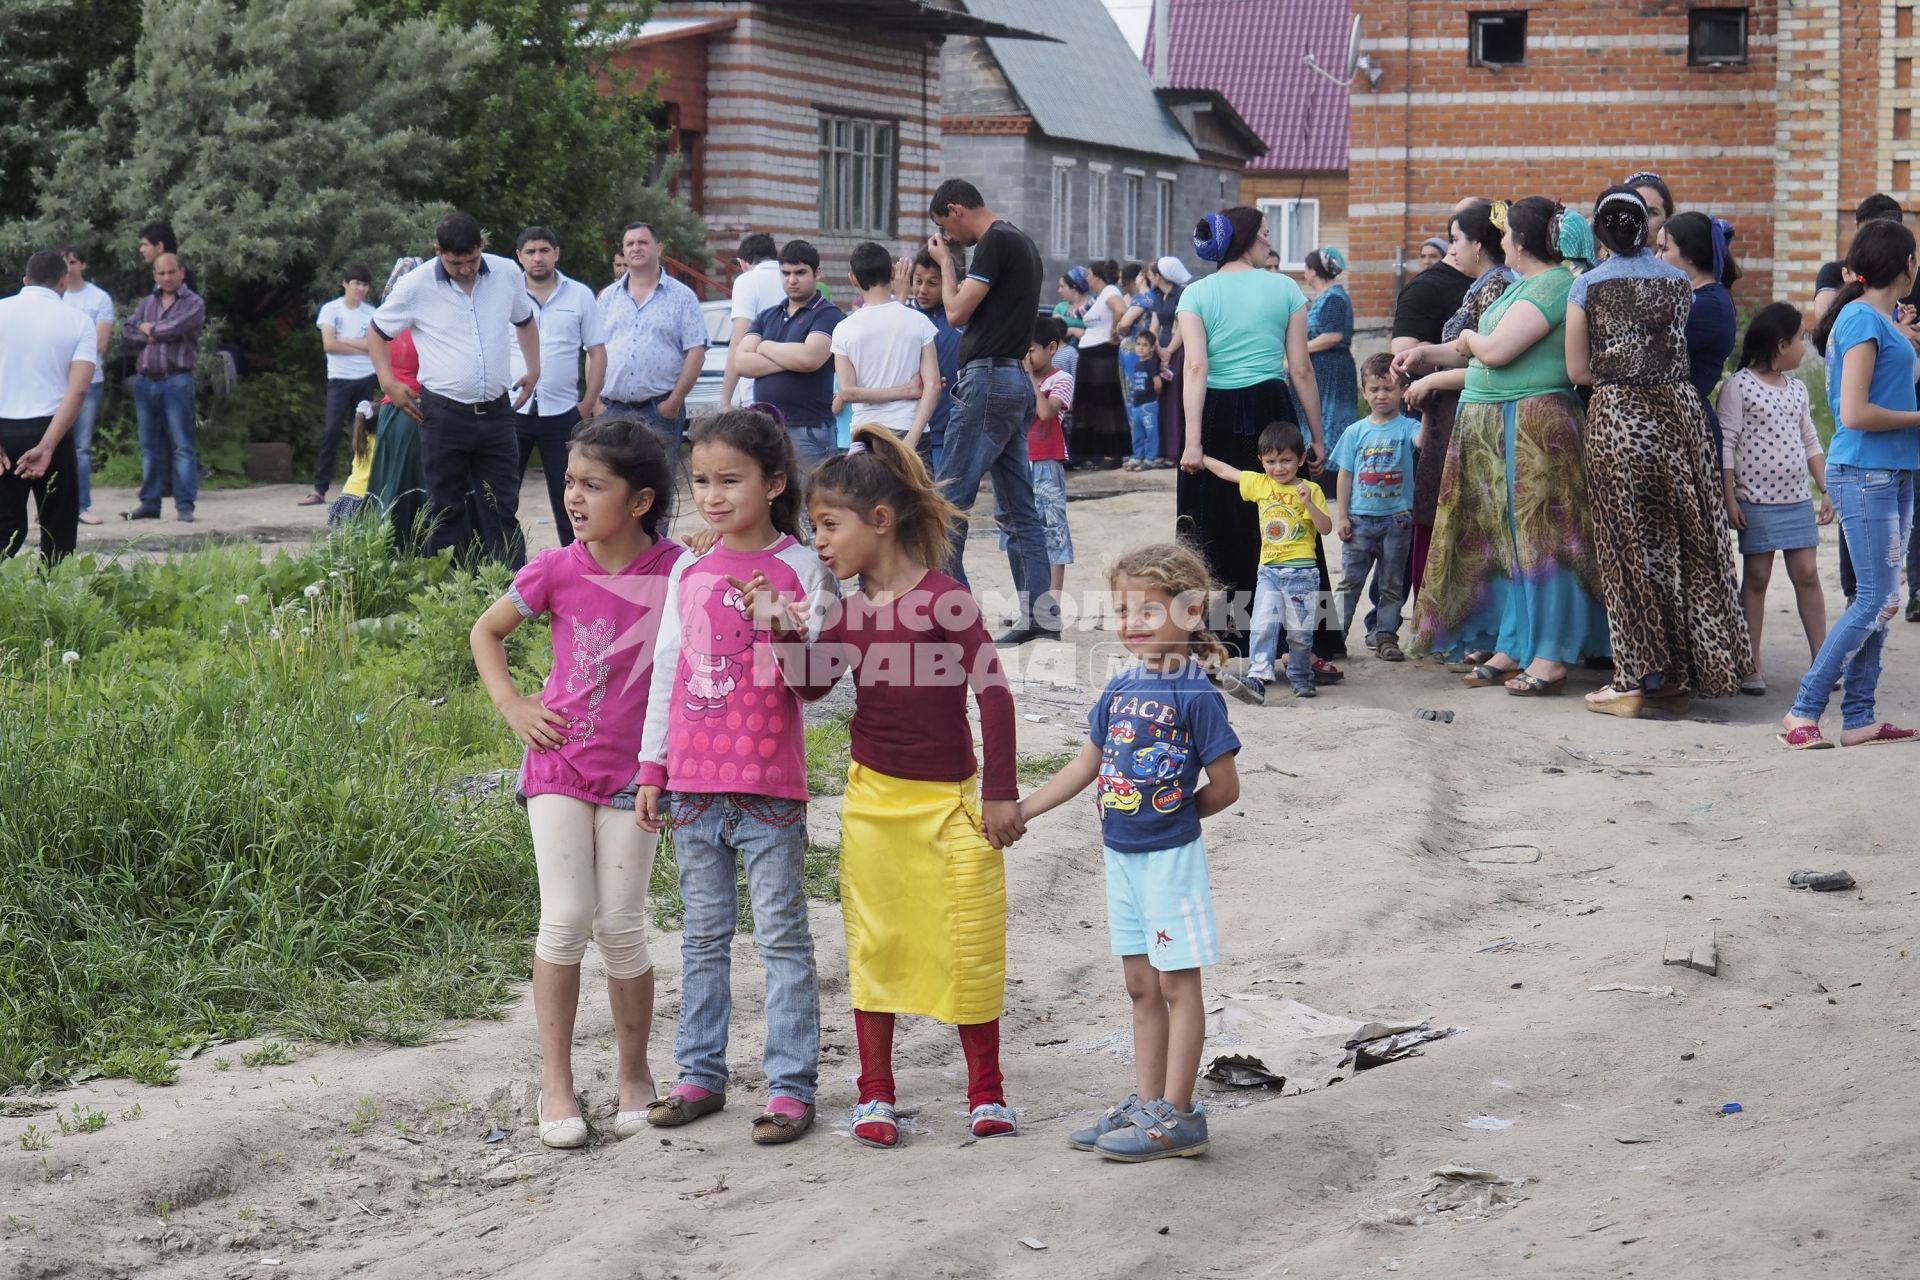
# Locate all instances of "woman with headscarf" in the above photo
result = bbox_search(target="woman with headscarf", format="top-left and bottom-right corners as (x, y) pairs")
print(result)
(1299, 247), (1359, 465)
(1658, 211), (1740, 454)
(1149, 255), (1191, 464)
(1417, 236), (1449, 271)
(1393, 199), (1512, 602)
(363, 255), (437, 551)
(1405, 197), (1610, 695)
(1177, 207), (1346, 678)
(1626, 171), (1675, 243)
(1567, 187), (1752, 715)
(1068, 260), (1130, 467)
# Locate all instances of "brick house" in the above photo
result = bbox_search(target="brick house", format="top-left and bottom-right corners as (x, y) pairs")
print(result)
(941, 0), (1263, 283)
(608, 0), (1047, 289)
(1346, 1), (1913, 331)
(1143, 0), (1351, 272)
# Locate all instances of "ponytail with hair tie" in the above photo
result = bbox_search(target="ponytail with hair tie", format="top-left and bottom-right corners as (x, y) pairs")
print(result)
(806, 425), (959, 573)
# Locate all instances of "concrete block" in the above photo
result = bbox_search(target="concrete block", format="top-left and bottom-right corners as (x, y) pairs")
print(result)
(1663, 930), (1719, 977)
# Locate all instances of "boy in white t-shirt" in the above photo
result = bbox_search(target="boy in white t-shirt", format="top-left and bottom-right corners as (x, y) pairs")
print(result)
(830, 241), (942, 452)
(307, 262), (379, 505)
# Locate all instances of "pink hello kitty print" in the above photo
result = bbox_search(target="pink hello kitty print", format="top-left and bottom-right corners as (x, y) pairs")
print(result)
(638, 536), (838, 802)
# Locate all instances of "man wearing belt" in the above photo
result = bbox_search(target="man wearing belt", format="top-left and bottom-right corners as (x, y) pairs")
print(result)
(369, 211), (539, 567)
(926, 179), (1054, 645)
(511, 225), (607, 547)
(121, 253), (204, 524)
(595, 221), (705, 468)
(0, 250), (96, 560)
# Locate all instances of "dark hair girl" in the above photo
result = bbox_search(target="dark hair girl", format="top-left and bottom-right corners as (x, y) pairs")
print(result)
(688, 406), (804, 539)
(1740, 301), (1808, 373)
(570, 415), (675, 537)
(1590, 185), (1650, 260)
(1812, 218), (1919, 353)
(1664, 211), (1741, 287)
(807, 425), (960, 574)
(1626, 171), (1675, 238)
(1449, 200), (1506, 265)
(1505, 197), (1565, 265)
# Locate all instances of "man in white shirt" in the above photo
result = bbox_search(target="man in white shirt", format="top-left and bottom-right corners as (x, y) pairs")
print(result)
(305, 262), (380, 506)
(60, 244), (114, 526)
(721, 232), (785, 407)
(829, 241), (941, 452)
(0, 250), (97, 560)
(511, 224), (607, 546)
(369, 211), (540, 567)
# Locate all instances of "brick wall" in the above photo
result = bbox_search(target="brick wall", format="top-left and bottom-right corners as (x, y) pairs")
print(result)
(1347, 1), (1789, 328)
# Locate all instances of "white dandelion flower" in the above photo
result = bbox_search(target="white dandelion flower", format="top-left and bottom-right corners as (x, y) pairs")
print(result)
(61, 650), (79, 665)
(303, 583), (323, 599)
(268, 627), (283, 640)
(299, 626), (312, 637)
(235, 593), (250, 606)
(328, 569), (342, 579)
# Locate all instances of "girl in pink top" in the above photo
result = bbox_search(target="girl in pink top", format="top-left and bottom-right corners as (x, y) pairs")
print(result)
(471, 419), (679, 1151)
(637, 408), (838, 1145)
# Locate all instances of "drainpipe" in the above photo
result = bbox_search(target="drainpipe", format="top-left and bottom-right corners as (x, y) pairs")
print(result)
(1152, 0), (1170, 84)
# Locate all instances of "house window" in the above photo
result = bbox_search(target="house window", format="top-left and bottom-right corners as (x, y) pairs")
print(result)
(1469, 11), (1527, 67)
(1087, 166), (1110, 258)
(1688, 8), (1748, 66)
(1257, 198), (1319, 270)
(817, 112), (896, 234)
(1153, 177), (1174, 256)
(1122, 172), (1143, 259)
(1050, 160), (1075, 257)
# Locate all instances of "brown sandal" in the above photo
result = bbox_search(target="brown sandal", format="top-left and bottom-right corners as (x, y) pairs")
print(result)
(297, 490), (327, 507)
(644, 1089), (726, 1128)
(749, 1104), (816, 1145)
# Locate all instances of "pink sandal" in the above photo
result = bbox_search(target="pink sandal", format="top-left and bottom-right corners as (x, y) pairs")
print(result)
(1841, 723), (1919, 747)
(1778, 724), (1834, 751)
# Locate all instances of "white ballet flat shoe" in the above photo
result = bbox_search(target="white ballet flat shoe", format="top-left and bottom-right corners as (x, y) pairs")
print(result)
(538, 1098), (588, 1150)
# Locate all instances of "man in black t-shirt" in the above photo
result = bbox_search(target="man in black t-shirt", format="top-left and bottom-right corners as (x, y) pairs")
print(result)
(927, 178), (1055, 644)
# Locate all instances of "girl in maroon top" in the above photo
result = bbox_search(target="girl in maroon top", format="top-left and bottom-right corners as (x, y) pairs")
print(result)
(740, 425), (1026, 1149)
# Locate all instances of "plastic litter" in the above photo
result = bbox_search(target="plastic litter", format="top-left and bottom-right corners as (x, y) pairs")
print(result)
(1412, 708), (1454, 723)
(482, 1128), (509, 1144)
(1019, 1237), (1048, 1251)
(1202, 995), (1464, 1091)
(1591, 983), (1685, 1000)
(1787, 868), (1856, 892)
(1719, 1102), (1743, 1115)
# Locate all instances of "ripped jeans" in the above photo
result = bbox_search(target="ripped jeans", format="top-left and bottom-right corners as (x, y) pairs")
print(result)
(1791, 465), (1916, 729)
(1248, 563), (1321, 687)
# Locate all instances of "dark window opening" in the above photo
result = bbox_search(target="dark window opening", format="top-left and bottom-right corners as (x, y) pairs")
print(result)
(1469, 11), (1527, 68)
(1689, 7), (1749, 66)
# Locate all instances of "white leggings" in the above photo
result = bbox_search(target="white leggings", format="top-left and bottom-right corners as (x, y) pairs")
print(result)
(528, 794), (656, 979)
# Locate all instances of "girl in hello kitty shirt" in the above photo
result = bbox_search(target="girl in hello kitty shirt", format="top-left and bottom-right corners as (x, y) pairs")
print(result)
(636, 407), (839, 1144)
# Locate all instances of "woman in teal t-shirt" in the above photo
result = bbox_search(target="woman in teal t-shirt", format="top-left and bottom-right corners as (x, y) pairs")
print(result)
(1409, 197), (1610, 696)
(1175, 206), (1338, 671)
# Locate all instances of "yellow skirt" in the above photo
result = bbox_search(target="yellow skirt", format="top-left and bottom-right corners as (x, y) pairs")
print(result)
(839, 762), (1007, 1025)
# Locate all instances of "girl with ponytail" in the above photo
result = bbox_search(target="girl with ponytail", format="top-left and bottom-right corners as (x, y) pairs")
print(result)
(741, 424), (1027, 1148)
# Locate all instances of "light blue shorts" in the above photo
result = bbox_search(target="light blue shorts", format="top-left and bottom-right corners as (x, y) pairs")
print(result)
(1104, 837), (1220, 971)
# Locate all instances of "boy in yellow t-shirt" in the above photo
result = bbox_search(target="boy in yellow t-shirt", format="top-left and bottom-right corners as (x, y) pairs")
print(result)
(1202, 422), (1332, 704)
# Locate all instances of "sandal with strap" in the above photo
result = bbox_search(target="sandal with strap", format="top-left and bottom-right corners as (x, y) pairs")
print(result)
(850, 1099), (899, 1149)
(1777, 724), (1834, 751)
(1374, 637), (1406, 662)
(1462, 661), (1518, 687)
(644, 1087), (726, 1128)
(1446, 648), (1495, 674)
(750, 1102), (816, 1145)
(1841, 722), (1919, 747)
(1505, 671), (1564, 697)
(968, 1102), (1018, 1138)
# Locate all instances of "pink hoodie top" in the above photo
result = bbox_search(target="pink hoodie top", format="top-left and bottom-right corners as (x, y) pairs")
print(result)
(637, 536), (838, 801)
(509, 536), (682, 807)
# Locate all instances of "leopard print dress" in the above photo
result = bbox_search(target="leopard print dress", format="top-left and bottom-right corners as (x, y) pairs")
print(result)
(1572, 252), (1753, 696)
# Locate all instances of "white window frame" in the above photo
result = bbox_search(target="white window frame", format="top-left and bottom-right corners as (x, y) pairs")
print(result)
(1087, 163), (1111, 258)
(816, 111), (897, 235)
(1122, 169), (1144, 259)
(1153, 174), (1175, 256)
(1257, 197), (1320, 270)
(1050, 157), (1076, 258)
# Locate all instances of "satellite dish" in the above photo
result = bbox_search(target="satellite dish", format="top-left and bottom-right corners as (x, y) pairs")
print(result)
(1344, 13), (1363, 78)
(1303, 16), (1378, 88)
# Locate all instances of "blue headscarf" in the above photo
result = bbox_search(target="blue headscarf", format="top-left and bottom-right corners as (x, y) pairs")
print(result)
(1066, 265), (1091, 294)
(1193, 212), (1234, 263)
(1708, 216), (1735, 284)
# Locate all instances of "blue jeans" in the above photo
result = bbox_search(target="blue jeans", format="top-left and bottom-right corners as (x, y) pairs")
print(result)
(937, 359), (1050, 626)
(1337, 512), (1413, 643)
(134, 372), (199, 516)
(603, 399), (685, 473)
(73, 383), (102, 513)
(1127, 401), (1159, 462)
(1249, 563), (1320, 686)
(667, 792), (819, 1104)
(1792, 465), (1916, 729)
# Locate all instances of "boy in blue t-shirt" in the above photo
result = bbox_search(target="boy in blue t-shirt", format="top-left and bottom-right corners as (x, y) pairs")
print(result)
(1124, 331), (1163, 469)
(1331, 353), (1420, 661)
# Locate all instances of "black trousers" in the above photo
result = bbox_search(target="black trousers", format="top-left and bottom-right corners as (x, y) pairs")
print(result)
(516, 406), (582, 547)
(419, 393), (523, 568)
(315, 373), (380, 494)
(0, 417), (79, 561)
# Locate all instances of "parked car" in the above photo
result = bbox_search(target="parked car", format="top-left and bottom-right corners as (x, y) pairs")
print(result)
(683, 300), (733, 415)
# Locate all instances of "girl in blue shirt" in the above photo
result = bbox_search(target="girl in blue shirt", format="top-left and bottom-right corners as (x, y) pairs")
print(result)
(1782, 220), (1920, 748)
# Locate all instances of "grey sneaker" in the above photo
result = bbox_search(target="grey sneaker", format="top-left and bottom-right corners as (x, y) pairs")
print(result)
(1094, 1098), (1210, 1162)
(1067, 1094), (1142, 1151)
(1214, 669), (1266, 706)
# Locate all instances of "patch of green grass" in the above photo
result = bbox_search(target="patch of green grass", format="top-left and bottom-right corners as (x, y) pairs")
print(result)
(16, 1126), (47, 1152)
(347, 1097), (378, 1135)
(804, 712), (853, 796)
(242, 1042), (296, 1070)
(645, 826), (840, 931)
(54, 1105), (107, 1137)
(1017, 748), (1077, 786)
(1797, 362), (1835, 452)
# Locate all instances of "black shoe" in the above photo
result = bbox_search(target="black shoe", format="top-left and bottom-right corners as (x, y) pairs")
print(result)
(176, 512), (195, 524)
(125, 507), (161, 521)
(993, 623), (1058, 647)
(1907, 594), (1920, 623)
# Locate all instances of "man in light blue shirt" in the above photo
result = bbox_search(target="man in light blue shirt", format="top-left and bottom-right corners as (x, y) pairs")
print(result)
(596, 221), (706, 468)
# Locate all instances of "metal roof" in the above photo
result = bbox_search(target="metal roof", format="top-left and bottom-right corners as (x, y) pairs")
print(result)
(757, 0), (1055, 40)
(962, 0), (1199, 162)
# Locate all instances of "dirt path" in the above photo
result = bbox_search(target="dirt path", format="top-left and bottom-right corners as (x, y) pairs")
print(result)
(6, 474), (1917, 1279)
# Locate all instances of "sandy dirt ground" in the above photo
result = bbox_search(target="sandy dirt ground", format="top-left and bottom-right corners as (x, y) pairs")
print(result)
(5, 471), (1918, 1280)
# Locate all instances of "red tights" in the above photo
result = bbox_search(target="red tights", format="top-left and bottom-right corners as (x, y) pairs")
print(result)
(853, 1010), (1004, 1110)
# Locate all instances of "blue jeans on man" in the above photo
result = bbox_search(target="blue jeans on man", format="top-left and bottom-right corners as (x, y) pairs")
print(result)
(936, 358), (1052, 630)
(667, 792), (820, 1106)
(1792, 465), (1916, 730)
(72, 382), (102, 516)
(134, 371), (199, 519)
(1250, 563), (1321, 691)
(1336, 511), (1413, 645)
(604, 397), (686, 480)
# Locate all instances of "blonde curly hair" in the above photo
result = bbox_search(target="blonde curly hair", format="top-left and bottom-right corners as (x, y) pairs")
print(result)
(1106, 541), (1230, 670)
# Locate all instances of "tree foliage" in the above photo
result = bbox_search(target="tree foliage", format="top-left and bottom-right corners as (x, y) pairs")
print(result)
(0, 0), (141, 225)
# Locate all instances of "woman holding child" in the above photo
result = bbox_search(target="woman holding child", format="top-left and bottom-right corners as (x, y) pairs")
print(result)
(1402, 197), (1610, 694)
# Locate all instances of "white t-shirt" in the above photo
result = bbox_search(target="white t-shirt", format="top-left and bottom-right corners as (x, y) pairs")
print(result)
(0, 286), (97, 419)
(63, 282), (115, 385)
(317, 296), (376, 380)
(1079, 284), (1121, 349)
(728, 260), (788, 405)
(828, 300), (937, 434)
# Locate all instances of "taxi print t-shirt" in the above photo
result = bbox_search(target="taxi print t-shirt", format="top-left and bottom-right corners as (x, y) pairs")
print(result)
(1239, 472), (1324, 566)
(1087, 662), (1240, 853)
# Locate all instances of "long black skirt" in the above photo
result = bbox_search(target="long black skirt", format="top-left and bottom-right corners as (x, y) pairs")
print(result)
(1069, 342), (1130, 463)
(1174, 377), (1346, 662)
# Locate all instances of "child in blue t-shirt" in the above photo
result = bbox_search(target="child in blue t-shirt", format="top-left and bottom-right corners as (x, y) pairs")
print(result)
(1021, 542), (1241, 1164)
(1331, 353), (1420, 662)
(1124, 331), (1164, 470)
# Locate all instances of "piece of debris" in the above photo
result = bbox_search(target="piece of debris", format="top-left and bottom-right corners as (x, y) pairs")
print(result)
(1509, 982), (1523, 990)
(1412, 708), (1454, 723)
(1663, 930), (1720, 977)
(1614, 1136), (1658, 1145)
(1787, 868), (1856, 892)
(1476, 938), (1519, 953)
(1462, 1115), (1513, 1131)
(482, 1128), (509, 1144)
(1202, 995), (1464, 1092)
(1019, 1237), (1048, 1251)
(687, 1171), (731, 1199)
(1156, 1226), (1171, 1236)
(1680, 1052), (1695, 1061)
(1418, 1163), (1529, 1216)
(1591, 983), (1685, 1000)
(1719, 1102), (1744, 1115)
